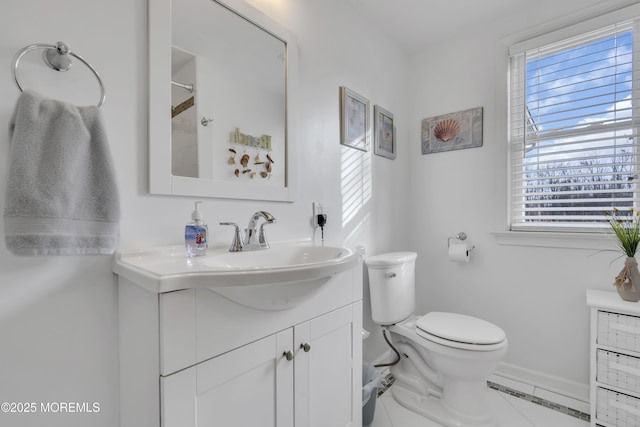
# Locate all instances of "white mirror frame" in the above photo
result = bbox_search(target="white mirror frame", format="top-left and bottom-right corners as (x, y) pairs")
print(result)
(149, 0), (298, 202)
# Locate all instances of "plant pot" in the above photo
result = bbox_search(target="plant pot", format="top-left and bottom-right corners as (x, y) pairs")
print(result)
(615, 257), (640, 302)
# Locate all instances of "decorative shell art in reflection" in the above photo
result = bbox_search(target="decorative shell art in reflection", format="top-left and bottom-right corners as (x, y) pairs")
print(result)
(421, 107), (483, 155)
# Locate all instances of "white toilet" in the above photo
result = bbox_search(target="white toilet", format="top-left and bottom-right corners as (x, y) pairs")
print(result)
(365, 252), (507, 427)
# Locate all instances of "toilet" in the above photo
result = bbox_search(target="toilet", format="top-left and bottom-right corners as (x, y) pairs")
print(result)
(365, 252), (507, 427)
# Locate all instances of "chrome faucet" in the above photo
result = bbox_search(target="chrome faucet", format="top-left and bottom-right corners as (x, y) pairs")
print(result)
(245, 211), (275, 246)
(220, 211), (276, 252)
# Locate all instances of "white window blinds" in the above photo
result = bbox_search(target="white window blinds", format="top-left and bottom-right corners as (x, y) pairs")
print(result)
(509, 17), (640, 231)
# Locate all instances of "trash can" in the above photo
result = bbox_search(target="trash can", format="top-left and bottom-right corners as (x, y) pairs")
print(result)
(362, 364), (383, 427)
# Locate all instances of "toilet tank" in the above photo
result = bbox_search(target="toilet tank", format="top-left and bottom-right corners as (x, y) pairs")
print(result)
(365, 252), (417, 325)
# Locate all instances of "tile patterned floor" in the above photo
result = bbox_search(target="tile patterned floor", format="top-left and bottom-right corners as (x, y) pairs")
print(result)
(487, 381), (589, 423)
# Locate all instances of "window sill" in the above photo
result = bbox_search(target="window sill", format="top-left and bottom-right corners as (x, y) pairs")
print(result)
(492, 230), (617, 251)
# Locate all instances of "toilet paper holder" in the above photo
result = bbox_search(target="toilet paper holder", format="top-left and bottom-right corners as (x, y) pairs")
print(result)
(447, 232), (475, 251)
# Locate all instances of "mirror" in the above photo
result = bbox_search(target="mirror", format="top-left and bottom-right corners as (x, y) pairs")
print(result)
(149, 0), (297, 201)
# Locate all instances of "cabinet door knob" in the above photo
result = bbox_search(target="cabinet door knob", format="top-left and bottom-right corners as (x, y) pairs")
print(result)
(300, 342), (311, 352)
(283, 350), (293, 361)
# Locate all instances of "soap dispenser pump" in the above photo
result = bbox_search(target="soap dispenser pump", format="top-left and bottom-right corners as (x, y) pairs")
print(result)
(185, 201), (208, 257)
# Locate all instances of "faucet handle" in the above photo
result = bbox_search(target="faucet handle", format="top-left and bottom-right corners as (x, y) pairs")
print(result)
(220, 222), (243, 252)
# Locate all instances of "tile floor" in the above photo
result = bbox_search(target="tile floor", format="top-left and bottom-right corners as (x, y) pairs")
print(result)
(369, 387), (589, 427)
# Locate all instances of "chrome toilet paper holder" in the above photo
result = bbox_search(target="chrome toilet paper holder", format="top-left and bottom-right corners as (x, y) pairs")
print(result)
(447, 232), (475, 251)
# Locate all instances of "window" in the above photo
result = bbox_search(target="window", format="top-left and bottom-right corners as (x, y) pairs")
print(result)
(508, 13), (640, 232)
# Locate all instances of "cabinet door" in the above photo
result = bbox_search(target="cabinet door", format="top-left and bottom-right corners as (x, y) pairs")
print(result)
(294, 302), (363, 427)
(161, 329), (294, 427)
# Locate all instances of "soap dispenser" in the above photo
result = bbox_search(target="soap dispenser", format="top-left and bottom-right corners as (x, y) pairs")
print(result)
(185, 201), (208, 257)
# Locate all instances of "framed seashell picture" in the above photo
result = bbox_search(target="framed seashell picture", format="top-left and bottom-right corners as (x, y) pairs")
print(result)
(374, 105), (396, 159)
(421, 107), (483, 154)
(340, 86), (370, 152)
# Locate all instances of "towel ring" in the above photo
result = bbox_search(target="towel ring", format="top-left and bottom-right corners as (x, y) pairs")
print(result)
(11, 41), (106, 109)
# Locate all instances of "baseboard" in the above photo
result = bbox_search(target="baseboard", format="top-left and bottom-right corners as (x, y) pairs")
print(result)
(493, 362), (589, 404)
(369, 352), (590, 414)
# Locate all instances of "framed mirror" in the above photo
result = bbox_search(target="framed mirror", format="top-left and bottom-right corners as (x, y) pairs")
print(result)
(149, 0), (297, 201)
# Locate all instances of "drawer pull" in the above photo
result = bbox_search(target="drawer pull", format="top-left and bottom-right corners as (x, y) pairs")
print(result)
(609, 322), (640, 335)
(609, 398), (640, 417)
(609, 361), (640, 378)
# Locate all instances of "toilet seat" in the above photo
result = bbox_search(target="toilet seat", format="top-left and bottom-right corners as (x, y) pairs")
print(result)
(415, 312), (506, 352)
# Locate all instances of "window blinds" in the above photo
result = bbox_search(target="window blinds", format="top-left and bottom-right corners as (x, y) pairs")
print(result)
(509, 18), (640, 231)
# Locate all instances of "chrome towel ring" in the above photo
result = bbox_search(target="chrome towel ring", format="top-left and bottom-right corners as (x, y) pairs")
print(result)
(11, 41), (106, 109)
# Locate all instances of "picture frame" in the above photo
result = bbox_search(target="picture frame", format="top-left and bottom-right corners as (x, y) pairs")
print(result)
(421, 107), (483, 155)
(373, 105), (396, 159)
(340, 86), (369, 152)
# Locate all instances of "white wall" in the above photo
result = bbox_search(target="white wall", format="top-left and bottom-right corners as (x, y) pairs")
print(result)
(3, 0), (624, 422)
(408, 0), (635, 398)
(0, 0), (408, 426)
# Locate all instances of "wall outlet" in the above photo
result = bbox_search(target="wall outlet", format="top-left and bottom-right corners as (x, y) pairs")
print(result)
(312, 202), (323, 227)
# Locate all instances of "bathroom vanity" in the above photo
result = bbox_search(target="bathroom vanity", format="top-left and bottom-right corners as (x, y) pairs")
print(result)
(113, 242), (363, 427)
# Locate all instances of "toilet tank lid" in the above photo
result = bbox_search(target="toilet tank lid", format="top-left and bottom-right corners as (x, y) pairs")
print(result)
(365, 252), (417, 268)
(416, 312), (506, 345)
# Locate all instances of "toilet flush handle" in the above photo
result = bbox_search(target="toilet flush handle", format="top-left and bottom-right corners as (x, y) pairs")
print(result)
(385, 272), (396, 278)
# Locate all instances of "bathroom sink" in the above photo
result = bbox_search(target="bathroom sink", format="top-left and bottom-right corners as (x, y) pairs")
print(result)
(112, 240), (360, 309)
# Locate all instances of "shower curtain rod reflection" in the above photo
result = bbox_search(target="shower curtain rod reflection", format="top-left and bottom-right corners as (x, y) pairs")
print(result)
(171, 80), (193, 93)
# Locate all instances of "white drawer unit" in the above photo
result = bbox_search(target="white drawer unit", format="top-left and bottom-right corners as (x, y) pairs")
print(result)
(588, 290), (640, 427)
(597, 349), (640, 394)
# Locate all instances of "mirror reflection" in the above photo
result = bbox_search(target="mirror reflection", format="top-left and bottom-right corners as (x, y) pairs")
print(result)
(171, 0), (286, 187)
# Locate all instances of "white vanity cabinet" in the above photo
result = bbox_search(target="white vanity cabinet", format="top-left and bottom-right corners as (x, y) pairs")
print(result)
(162, 303), (360, 427)
(161, 326), (292, 427)
(116, 252), (362, 427)
(587, 290), (640, 427)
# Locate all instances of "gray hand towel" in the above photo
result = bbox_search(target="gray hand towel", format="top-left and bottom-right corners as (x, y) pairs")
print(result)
(4, 90), (120, 255)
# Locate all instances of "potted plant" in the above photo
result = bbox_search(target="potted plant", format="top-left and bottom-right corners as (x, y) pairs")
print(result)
(605, 207), (640, 301)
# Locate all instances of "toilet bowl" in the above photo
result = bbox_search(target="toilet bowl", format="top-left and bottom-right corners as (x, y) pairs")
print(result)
(365, 252), (508, 427)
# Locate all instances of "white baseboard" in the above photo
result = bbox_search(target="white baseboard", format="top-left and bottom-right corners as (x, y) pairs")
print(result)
(369, 352), (590, 413)
(491, 362), (590, 415)
(494, 362), (589, 403)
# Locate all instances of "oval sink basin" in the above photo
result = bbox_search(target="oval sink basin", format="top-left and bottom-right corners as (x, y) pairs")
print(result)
(112, 240), (360, 309)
